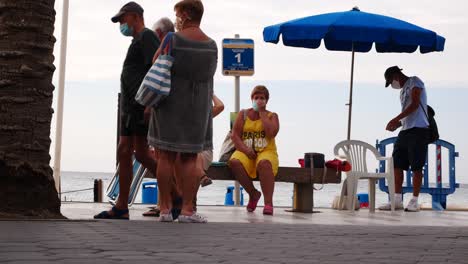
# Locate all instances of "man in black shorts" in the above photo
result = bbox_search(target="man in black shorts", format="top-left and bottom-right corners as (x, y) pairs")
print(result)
(379, 66), (430, 212)
(95, 2), (159, 219)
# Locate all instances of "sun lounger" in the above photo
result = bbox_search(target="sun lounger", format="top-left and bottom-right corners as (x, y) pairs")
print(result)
(106, 156), (152, 206)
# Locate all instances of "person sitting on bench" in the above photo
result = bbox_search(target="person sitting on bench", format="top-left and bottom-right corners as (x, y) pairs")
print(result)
(229, 85), (280, 215)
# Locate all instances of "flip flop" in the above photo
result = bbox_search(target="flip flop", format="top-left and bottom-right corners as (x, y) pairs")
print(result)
(263, 204), (274, 215)
(94, 206), (129, 220)
(200, 175), (213, 187)
(142, 208), (160, 217)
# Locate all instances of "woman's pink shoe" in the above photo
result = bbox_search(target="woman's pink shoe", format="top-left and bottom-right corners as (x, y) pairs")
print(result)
(263, 205), (274, 215)
(247, 193), (261, 212)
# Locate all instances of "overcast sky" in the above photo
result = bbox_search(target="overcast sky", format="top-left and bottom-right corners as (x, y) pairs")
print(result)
(49, 1), (468, 184)
(53, 0), (467, 86)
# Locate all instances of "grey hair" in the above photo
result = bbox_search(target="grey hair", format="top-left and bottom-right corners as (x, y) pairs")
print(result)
(152, 17), (175, 34)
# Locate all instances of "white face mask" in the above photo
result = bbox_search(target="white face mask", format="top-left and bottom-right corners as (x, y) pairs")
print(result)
(391, 80), (401, 89)
(175, 17), (185, 31)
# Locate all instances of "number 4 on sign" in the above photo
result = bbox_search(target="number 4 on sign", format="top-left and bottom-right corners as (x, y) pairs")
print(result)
(235, 53), (241, 63)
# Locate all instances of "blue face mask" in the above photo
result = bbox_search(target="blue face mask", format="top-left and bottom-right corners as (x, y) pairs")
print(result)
(252, 100), (259, 111)
(120, 23), (133, 37)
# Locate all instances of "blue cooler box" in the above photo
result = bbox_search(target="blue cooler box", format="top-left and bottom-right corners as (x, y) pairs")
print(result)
(225, 186), (244, 206)
(142, 182), (158, 204)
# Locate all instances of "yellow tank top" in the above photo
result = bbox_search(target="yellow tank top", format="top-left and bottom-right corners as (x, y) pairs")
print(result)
(241, 112), (277, 153)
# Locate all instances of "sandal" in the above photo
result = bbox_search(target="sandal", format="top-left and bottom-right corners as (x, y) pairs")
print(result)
(94, 206), (129, 220)
(200, 175), (213, 187)
(142, 207), (160, 217)
(247, 192), (262, 212)
(263, 204), (274, 215)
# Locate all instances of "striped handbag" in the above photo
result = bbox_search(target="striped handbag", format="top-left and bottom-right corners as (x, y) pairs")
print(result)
(135, 32), (174, 107)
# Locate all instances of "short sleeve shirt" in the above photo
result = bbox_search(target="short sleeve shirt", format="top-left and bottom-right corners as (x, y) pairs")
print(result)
(120, 28), (160, 114)
(400, 76), (429, 131)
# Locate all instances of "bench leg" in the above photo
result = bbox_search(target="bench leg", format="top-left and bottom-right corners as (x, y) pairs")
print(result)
(369, 179), (376, 213)
(293, 183), (314, 213)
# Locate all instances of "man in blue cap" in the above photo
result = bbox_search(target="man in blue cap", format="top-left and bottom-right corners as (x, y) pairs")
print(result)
(379, 66), (430, 212)
(95, 2), (160, 219)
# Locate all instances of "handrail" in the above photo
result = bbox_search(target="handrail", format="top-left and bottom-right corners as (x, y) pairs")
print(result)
(60, 187), (93, 195)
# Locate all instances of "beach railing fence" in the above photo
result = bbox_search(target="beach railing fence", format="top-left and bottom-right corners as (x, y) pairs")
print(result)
(376, 137), (459, 209)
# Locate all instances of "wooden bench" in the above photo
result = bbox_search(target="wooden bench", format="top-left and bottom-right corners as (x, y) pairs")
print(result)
(207, 163), (342, 213)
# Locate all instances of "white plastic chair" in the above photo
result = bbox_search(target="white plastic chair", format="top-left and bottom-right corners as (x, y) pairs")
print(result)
(334, 140), (395, 212)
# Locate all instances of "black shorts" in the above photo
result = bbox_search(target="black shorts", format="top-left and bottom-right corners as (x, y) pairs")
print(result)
(392, 127), (429, 171)
(119, 106), (148, 137)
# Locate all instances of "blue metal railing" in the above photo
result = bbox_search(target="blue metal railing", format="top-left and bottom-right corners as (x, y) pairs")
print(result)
(376, 137), (459, 209)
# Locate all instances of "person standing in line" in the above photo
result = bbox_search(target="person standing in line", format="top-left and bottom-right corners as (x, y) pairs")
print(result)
(94, 2), (159, 220)
(148, 0), (218, 223)
(152, 17), (175, 43)
(379, 66), (430, 212)
(142, 94), (223, 217)
(141, 17), (178, 218)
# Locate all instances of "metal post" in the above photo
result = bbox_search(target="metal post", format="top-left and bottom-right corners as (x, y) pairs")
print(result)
(116, 93), (121, 166)
(233, 34), (241, 206)
(94, 179), (103, 203)
(346, 43), (355, 140)
(53, 0), (70, 196)
(436, 145), (442, 188)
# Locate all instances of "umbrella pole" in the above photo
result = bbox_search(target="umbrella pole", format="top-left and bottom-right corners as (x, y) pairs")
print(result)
(346, 44), (355, 140)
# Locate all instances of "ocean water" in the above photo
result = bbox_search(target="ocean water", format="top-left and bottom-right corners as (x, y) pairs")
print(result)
(61, 171), (468, 208)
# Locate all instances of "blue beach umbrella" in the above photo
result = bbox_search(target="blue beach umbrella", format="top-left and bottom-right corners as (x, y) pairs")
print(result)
(263, 7), (445, 139)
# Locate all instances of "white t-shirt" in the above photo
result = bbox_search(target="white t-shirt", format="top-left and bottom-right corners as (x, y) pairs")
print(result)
(399, 76), (429, 131)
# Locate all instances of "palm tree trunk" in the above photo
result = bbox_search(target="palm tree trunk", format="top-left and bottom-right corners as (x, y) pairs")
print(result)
(0, 0), (62, 218)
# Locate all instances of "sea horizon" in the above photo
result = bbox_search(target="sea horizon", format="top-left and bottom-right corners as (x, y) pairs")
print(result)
(59, 171), (468, 209)
(50, 79), (468, 185)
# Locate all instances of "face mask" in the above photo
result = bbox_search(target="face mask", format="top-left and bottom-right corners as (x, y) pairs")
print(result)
(175, 17), (185, 31)
(391, 80), (401, 89)
(120, 23), (133, 37)
(252, 100), (259, 111)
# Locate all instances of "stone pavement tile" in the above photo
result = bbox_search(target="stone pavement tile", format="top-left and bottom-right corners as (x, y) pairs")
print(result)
(418, 256), (450, 262)
(46, 259), (123, 264)
(93, 250), (153, 256)
(107, 255), (157, 261)
(317, 261), (353, 264)
(5, 262), (56, 264)
(46, 252), (102, 259)
(234, 261), (280, 264)
(34, 240), (85, 247)
(2, 221), (468, 264)
(0, 252), (56, 262)
(45, 249), (99, 255)
(0, 246), (44, 253)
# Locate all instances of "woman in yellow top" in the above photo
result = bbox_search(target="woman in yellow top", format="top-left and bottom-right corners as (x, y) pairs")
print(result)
(229, 85), (280, 215)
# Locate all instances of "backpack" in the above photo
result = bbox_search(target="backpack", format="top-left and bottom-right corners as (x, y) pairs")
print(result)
(420, 104), (439, 144)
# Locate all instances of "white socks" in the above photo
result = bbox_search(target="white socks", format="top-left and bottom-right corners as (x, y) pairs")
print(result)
(411, 196), (419, 202)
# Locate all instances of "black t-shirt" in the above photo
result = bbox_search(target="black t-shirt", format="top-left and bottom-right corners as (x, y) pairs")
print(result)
(120, 28), (160, 114)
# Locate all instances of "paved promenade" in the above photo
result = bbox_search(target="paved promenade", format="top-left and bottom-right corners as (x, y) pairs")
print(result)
(1, 203), (468, 264)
